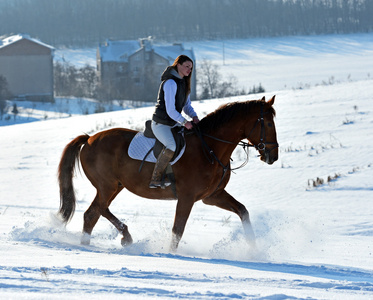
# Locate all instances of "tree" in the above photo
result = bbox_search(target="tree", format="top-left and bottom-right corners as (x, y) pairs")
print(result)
(198, 59), (222, 99)
(0, 75), (11, 120)
(248, 83), (265, 94)
(198, 60), (246, 99)
(0, 75), (10, 100)
(79, 64), (97, 98)
(12, 103), (19, 120)
(1, 0), (372, 47)
(54, 61), (98, 98)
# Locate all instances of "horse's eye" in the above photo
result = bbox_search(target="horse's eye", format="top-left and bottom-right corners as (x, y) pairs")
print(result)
(267, 122), (273, 127)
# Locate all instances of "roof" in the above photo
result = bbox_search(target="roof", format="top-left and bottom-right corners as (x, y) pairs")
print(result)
(153, 44), (195, 65)
(0, 34), (54, 50)
(98, 38), (194, 64)
(98, 40), (140, 62)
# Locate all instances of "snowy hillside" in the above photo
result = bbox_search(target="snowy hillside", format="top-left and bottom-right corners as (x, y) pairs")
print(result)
(1, 34), (373, 299)
(55, 33), (373, 91)
(2, 33), (373, 127)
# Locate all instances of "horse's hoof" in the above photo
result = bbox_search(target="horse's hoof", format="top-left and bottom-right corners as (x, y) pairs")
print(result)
(81, 233), (91, 245)
(170, 237), (179, 252)
(121, 235), (133, 247)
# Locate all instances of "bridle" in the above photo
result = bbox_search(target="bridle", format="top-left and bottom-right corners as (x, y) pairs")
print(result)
(193, 102), (279, 191)
(245, 101), (279, 156)
(194, 102), (278, 167)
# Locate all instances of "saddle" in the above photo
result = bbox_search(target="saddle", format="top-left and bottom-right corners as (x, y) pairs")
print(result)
(143, 120), (185, 161)
(128, 120), (186, 165)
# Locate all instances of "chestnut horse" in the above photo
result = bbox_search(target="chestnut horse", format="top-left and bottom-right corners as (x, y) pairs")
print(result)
(58, 96), (278, 250)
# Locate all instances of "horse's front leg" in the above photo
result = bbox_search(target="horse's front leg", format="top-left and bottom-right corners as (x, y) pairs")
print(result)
(202, 189), (256, 247)
(170, 198), (195, 252)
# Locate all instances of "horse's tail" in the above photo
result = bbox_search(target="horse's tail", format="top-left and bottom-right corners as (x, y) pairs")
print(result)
(58, 134), (89, 223)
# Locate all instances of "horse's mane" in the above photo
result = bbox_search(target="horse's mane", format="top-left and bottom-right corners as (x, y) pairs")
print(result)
(198, 100), (276, 134)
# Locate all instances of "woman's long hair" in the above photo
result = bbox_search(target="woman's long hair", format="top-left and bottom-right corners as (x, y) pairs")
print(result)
(172, 55), (193, 97)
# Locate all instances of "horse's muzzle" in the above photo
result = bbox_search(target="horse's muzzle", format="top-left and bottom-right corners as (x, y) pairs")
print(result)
(260, 148), (278, 165)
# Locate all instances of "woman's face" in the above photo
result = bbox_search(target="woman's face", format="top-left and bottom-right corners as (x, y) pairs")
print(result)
(177, 61), (193, 78)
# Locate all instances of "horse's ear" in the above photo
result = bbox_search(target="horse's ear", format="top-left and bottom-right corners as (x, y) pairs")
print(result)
(261, 96), (265, 101)
(267, 95), (276, 106)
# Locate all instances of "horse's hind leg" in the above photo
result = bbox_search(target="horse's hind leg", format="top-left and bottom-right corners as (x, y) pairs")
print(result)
(82, 187), (133, 247)
(81, 193), (101, 245)
(202, 189), (256, 246)
(101, 207), (133, 246)
(99, 186), (133, 247)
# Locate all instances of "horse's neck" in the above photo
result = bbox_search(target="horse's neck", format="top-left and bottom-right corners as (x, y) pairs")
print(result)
(207, 122), (244, 162)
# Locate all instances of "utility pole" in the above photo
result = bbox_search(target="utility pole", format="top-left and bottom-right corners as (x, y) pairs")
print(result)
(222, 41), (225, 65)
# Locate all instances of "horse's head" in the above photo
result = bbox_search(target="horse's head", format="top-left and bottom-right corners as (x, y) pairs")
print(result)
(245, 96), (278, 165)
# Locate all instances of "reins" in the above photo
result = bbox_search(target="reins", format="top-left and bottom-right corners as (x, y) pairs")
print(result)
(193, 126), (251, 171)
(192, 125), (232, 192)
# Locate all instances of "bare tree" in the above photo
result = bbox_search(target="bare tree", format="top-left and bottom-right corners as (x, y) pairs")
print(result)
(11, 103), (19, 121)
(198, 60), (246, 99)
(79, 64), (97, 98)
(198, 59), (221, 99)
(54, 61), (98, 98)
(0, 75), (11, 120)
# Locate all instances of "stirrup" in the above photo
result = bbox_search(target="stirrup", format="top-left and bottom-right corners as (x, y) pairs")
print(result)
(149, 181), (160, 189)
(149, 178), (171, 189)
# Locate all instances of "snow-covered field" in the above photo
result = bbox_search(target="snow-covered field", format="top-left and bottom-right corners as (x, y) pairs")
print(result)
(1, 33), (373, 299)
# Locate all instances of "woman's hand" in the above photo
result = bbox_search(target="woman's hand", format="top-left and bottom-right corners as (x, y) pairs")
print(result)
(193, 116), (200, 124)
(184, 121), (193, 130)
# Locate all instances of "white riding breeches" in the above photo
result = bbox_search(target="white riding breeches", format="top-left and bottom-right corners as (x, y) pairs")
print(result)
(151, 121), (177, 152)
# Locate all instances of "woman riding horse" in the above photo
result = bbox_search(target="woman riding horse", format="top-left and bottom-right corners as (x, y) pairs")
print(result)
(58, 96), (278, 251)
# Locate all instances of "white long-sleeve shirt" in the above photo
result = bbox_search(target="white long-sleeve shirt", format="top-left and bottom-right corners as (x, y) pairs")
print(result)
(163, 79), (197, 125)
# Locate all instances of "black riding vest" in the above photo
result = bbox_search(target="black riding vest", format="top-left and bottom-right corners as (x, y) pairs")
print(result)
(152, 67), (187, 126)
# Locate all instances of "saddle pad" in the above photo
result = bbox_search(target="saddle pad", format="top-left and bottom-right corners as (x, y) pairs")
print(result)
(128, 132), (185, 165)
